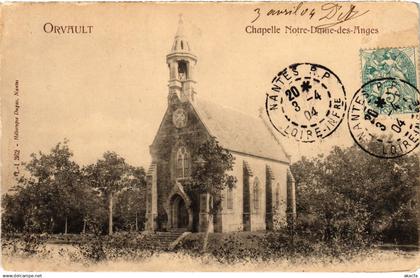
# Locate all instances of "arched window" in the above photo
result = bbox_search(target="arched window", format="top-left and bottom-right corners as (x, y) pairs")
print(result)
(176, 146), (190, 178)
(253, 177), (260, 211)
(226, 187), (233, 210)
(275, 183), (280, 208)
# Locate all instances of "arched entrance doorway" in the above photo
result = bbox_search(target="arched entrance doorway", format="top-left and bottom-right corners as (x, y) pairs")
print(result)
(165, 182), (193, 231)
(172, 195), (189, 229)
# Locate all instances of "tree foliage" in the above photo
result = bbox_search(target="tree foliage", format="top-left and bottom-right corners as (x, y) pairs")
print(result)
(2, 142), (146, 235)
(291, 144), (419, 245)
(185, 137), (237, 212)
(85, 152), (131, 197)
(84, 151), (146, 235)
(113, 187), (147, 232)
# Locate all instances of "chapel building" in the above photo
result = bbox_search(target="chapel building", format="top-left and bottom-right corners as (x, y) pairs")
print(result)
(145, 17), (296, 233)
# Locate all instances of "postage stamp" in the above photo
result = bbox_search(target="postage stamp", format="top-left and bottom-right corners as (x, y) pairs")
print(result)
(347, 77), (420, 158)
(266, 63), (347, 143)
(360, 47), (417, 114)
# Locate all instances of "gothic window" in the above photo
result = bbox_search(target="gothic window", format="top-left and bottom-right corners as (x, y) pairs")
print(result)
(253, 177), (260, 212)
(275, 183), (280, 208)
(227, 187), (233, 210)
(176, 146), (190, 178)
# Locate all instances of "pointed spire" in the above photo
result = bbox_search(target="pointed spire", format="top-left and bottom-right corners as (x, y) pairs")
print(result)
(170, 13), (192, 53)
(175, 14), (184, 38)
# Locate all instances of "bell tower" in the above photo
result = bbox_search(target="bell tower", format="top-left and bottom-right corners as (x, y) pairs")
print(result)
(167, 15), (197, 103)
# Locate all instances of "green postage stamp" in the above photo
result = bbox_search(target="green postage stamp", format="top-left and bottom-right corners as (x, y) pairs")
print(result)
(360, 47), (418, 114)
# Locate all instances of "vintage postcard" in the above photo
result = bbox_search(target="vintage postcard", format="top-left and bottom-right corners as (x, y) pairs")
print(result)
(1, 1), (420, 274)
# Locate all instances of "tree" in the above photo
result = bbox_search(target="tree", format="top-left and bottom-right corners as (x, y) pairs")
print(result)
(114, 188), (146, 232)
(2, 140), (86, 234)
(185, 137), (237, 250)
(85, 152), (145, 235)
(25, 140), (82, 234)
(76, 172), (107, 234)
(291, 143), (419, 246)
(2, 185), (26, 233)
(2, 142), (146, 235)
(114, 167), (147, 232)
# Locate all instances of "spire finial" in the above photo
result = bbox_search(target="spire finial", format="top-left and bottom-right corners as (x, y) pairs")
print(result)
(175, 13), (184, 38)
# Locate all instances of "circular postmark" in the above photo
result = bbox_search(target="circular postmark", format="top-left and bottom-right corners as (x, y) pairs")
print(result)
(266, 63), (347, 143)
(347, 77), (420, 158)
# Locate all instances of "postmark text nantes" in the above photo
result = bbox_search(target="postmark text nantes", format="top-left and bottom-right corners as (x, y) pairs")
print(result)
(266, 63), (346, 143)
(43, 22), (93, 34)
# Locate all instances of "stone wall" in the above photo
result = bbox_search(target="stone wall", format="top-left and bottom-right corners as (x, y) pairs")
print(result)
(220, 152), (289, 232)
(146, 99), (210, 232)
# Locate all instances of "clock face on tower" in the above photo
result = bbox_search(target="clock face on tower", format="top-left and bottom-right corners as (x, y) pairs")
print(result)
(172, 108), (187, 128)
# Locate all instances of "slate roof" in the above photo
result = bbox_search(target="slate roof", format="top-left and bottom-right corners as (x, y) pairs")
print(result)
(191, 98), (290, 164)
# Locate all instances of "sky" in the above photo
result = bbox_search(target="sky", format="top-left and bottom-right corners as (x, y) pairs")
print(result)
(1, 2), (418, 191)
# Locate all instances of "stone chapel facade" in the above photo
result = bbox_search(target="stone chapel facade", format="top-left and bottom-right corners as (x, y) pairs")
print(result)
(145, 18), (296, 233)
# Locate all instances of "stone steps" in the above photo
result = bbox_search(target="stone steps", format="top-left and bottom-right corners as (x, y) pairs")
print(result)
(143, 231), (186, 249)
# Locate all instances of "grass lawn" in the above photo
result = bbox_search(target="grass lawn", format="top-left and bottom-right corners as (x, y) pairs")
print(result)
(2, 244), (419, 272)
(2, 232), (419, 272)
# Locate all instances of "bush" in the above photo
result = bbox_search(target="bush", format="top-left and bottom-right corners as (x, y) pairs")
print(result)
(177, 229), (375, 264)
(1, 233), (49, 257)
(73, 232), (164, 262)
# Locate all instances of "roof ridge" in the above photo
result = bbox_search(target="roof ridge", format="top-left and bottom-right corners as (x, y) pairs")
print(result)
(193, 96), (261, 121)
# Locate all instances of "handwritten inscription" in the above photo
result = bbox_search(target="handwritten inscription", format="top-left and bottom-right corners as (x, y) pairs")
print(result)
(251, 2), (369, 28)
